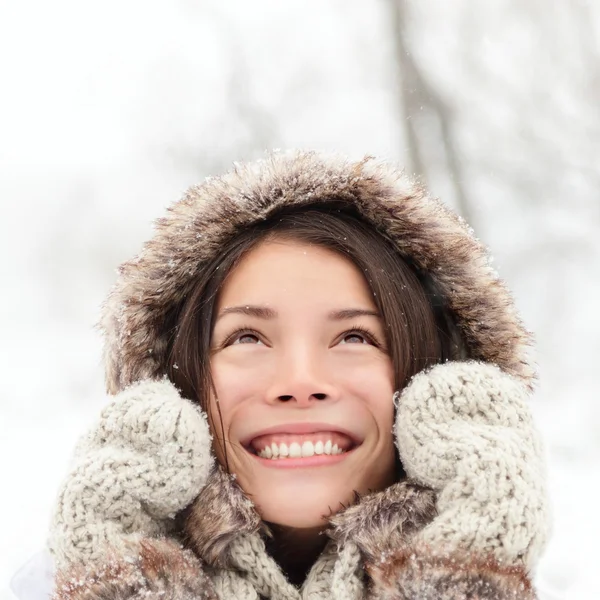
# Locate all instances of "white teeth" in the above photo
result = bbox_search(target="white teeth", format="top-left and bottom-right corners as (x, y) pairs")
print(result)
(289, 442), (302, 458)
(301, 441), (315, 457)
(256, 439), (347, 459)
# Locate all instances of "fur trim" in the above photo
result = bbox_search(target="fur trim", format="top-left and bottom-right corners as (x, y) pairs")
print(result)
(181, 466), (267, 568)
(328, 481), (437, 562)
(367, 546), (536, 600)
(182, 469), (435, 570)
(52, 538), (217, 600)
(98, 150), (535, 395)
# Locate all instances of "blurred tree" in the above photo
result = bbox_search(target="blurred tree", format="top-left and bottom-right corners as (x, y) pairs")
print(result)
(389, 0), (475, 229)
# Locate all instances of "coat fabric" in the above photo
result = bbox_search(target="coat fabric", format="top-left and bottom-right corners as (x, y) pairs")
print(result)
(47, 150), (549, 600)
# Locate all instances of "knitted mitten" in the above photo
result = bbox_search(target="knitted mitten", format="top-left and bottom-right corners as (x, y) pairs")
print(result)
(48, 378), (215, 599)
(373, 361), (549, 599)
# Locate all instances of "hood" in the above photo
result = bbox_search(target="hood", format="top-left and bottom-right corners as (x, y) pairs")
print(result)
(95, 149), (537, 575)
(99, 149), (534, 395)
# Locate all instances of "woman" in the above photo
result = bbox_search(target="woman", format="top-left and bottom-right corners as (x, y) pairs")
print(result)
(48, 151), (549, 599)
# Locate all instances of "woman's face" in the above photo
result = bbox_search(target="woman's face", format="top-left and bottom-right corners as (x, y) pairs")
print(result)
(209, 239), (397, 529)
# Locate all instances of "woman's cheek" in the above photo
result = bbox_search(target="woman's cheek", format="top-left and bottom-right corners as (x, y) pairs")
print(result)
(212, 350), (276, 404)
(332, 351), (394, 389)
(336, 356), (395, 427)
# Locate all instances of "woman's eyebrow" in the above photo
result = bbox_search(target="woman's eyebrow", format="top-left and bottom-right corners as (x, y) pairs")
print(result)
(217, 305), (276, 320)
(328, 308), (381, 320)
(216, 305), (380, 320)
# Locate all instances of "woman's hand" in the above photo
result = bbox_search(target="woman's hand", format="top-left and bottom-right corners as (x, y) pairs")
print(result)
(395, 361), (549, 568)
(49, 378), (214, 568)
(364, 361), (551, 599)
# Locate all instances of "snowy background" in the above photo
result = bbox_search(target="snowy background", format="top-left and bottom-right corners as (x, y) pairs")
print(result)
(1, 1), (599, 598)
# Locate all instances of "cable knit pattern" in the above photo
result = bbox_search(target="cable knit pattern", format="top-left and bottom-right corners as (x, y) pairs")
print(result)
(207, 568), (260, 600)
(394, 361), (549, 569)
(228, 535), (299, 599)
(49, 378), (214, 568)
(222, 535), (363, 600)
(194, 535), (364, 600)
(330, 542), (364, 599)
(302, 542), (339, 599)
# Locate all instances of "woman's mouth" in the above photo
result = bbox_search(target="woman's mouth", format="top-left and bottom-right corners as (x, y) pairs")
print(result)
(245, 431), (358, 466)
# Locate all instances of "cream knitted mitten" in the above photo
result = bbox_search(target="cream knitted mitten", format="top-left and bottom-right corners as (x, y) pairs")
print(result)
(394, 361), (549, 570)
(48, 378), (214, 569)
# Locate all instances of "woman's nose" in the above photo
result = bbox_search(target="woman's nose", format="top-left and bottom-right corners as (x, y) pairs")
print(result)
(266, 351), (339, 407)
(277, 392), (328, 405)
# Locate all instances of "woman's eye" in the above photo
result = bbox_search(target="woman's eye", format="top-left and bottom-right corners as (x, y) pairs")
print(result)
(232, 332), (262, 345)
(340, 331), (370, 345)
(221, 327), (379, 348)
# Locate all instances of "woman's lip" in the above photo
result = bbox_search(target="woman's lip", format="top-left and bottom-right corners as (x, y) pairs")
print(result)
(240, 422), (361, 447)
(246, 446), (356, 468)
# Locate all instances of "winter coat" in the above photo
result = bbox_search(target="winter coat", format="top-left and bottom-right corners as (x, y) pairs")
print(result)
(46, 151), (549, 600)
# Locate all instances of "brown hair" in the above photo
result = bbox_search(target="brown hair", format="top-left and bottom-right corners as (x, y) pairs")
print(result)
(166, 204), (456, 466)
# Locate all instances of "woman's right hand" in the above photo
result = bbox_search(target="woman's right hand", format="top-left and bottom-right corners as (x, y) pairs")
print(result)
(48, 378), (214, 568)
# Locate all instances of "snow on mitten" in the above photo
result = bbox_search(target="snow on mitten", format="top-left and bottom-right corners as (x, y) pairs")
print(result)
(48, 378), (214, 569)
(394, 361), (549, 570)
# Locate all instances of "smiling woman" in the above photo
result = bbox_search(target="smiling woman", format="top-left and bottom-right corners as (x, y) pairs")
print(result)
(45, 151), (549, 600)
(166, 209), (454, 546)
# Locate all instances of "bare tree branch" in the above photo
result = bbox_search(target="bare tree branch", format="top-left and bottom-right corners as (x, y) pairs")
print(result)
(388, 0), (477, 229)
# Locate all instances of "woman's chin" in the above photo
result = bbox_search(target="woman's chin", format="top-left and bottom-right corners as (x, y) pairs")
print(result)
(258, 507), (337, 529)
(254, 487), (355, 528)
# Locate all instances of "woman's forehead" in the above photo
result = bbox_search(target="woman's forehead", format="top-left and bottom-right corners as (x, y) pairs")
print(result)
(216, 239), (377, 311)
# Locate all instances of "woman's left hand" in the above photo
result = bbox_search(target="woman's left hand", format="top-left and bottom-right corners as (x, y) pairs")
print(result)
(394, 360), (549, 568)
(364, 361), (551, 598)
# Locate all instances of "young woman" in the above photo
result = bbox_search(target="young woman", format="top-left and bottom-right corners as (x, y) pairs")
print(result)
(48, 151), (549, 599)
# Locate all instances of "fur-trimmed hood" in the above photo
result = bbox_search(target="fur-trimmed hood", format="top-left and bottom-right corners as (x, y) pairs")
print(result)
(99, 150), (534, 397)
(85, 150), (543, 598)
